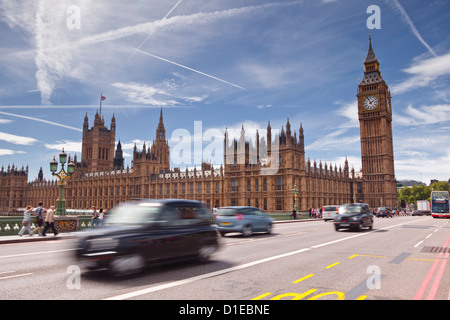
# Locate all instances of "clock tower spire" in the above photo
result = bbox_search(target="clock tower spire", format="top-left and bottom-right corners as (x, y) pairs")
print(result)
(357, 36), (397, 209)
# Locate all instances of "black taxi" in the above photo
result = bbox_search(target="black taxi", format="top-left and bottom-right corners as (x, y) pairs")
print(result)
(334, 203), (373, 232)
(74, 199), (219, 276)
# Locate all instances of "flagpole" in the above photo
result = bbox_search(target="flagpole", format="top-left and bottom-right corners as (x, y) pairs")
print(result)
(100, 92), (102, 116)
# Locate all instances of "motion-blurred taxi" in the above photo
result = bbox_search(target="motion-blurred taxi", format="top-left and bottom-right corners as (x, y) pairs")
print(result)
(74, 199), (219, 276)
(334, 203), (373, 232)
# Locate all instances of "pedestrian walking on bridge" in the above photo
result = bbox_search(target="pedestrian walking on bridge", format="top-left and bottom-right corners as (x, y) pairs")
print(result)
(18, 205), (33, 236)
(42, 205), (59, 236)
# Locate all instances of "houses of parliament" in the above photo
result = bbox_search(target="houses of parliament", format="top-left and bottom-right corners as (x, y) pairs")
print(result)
(0, 38), (397, 213)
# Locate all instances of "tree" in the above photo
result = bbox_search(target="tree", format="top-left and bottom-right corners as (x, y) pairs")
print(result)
(430, 181), (450, 192)
(397, 184), (431, 207)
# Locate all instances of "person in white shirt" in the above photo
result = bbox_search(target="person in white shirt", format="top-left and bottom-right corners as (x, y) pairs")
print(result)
(18, 205), (33, 236)
(42, 205), (59, 236)
(98, 207), (105, 227)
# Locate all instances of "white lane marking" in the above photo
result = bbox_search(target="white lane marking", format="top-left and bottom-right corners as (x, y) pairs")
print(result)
(0, 273), (33, 280)
(415, 241), (424, 248)
(0, 249), (76, 259)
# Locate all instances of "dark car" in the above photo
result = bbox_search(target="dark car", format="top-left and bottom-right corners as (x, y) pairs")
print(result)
(376, 206), (392, 218)
(215, 206), (274, 237)
(334, 203), (373, 232)
(74, 199), (220, 276)
(412, 210), (422, 216)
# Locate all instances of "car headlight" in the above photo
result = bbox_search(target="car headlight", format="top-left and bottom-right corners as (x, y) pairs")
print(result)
(87, 238), (119, 251)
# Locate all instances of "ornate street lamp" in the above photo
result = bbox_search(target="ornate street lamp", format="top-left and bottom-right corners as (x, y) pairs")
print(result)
(50, 148), (75, 215)
(292, 185), (299, 212)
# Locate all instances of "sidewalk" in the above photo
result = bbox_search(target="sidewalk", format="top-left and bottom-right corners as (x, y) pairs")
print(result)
(0, 218), (322, 245)
(0, 232), (76, 245)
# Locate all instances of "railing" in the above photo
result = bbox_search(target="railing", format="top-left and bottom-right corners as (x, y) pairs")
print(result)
(0, 212), (314, 236)
(0, 215), (93, 236)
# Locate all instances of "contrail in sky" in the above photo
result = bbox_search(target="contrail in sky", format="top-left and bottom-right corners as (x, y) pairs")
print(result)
(391, 0), (437, 57)
(0, 111), (82, 132)
(128, 0), (184, 60)
(135, 48), (247, 90)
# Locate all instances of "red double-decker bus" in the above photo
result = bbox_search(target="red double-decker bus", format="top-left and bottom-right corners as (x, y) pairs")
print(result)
(431, 191), (450, 218)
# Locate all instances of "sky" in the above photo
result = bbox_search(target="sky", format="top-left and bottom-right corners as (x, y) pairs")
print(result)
(0, 0), (450, 185)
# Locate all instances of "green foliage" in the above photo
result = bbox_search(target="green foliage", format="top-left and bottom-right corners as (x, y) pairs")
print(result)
(397, 184), (431, 206)
(398, 181), (449, 207)
(430, 181), (450, 192)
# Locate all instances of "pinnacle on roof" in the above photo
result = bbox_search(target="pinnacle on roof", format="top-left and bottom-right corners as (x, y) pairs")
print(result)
(365, 34), (377, 63)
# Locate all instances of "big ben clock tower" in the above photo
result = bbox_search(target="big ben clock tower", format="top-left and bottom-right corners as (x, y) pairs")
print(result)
(357, 36), (397, 208)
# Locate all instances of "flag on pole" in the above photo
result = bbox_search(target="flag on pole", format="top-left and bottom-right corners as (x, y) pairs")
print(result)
(100, 93), (106, 116)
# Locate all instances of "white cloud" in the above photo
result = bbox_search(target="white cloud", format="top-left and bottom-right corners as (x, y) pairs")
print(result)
(113, 82), (178, 106)
(335, 100), (358, 128)
(306, 128), (360, 152)
(113, 81), (207, 106)
(396, 104), (450, 126)
(0, 149), (26, 156)
(0, 132), (38, 145)
(120, 139), (146, 151)
(0, 118), (13, 124)
(391, 53), (450, 94)
(44, 140), (81, 153)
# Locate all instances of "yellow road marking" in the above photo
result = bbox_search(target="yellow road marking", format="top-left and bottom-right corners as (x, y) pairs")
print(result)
(357, 254), (386, 258)
(325, 262), (340, 269)
(271, 289), (317, 300)
(406, 258), (436, 262)
(348, 254), (358, 259)
(308, 291), (345, 300)
(293, 274), (314, 283)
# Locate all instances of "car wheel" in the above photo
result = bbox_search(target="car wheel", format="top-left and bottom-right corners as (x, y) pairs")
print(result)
(198, 245), (217, 262)
(335, 225), (340, 231)
(242, 225), (252, 237)
(356, 222), (363, 231)
(266, 223), (272, 234)
(110, 254), (145, 277)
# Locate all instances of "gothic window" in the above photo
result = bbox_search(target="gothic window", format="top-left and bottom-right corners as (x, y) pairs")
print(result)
(276, 177), (284, 191)
(231, 179), (238, 192)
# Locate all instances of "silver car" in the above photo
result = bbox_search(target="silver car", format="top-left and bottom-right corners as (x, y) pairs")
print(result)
(322, 205), (340, 221)
(215, 206), (274, 237)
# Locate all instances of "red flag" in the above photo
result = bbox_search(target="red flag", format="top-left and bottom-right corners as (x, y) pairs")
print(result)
(101, 96), (106, 101)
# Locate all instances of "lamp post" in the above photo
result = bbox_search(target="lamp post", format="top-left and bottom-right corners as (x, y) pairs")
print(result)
(50, 148), (75, 215)
(292, 185), (299, 212)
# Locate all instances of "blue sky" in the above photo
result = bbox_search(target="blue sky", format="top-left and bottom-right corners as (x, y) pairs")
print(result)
(0, 0), (450, 184)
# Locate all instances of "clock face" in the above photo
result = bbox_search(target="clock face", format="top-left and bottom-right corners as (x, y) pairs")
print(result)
(363, 96), (378, 110)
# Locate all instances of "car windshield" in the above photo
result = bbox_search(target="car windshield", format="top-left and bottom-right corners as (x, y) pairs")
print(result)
(324, 206), (337, 211)
(377, 207), (388, 211)
(107, 203), (161, 224)
(339, 205), (366, 215)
